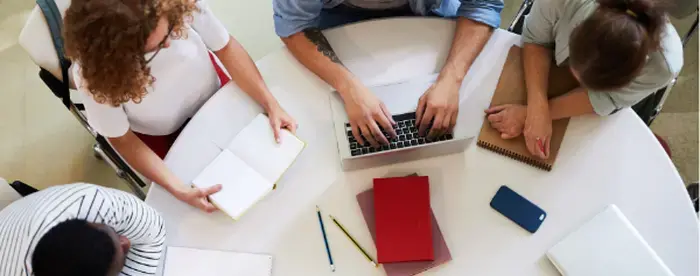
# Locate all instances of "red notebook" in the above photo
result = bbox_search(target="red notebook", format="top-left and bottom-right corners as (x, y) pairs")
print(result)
(358, 188), (452, 276)
(374, 176), (434, 263)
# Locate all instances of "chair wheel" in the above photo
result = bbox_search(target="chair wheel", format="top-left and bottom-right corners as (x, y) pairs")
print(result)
(93, 144), (104, 160)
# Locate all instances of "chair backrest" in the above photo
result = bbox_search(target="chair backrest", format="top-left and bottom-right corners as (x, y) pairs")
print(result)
(19, 0), (76, 88)
(0, 178), (22, 211)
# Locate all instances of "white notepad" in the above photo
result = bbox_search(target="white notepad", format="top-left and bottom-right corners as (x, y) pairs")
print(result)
(164, 246), (272, 276)
(192, 114), (305, 219)
(547, 205), (675, 276)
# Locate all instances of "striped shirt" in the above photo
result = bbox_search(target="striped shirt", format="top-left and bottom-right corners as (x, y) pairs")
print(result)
(0, 184), (166, 276)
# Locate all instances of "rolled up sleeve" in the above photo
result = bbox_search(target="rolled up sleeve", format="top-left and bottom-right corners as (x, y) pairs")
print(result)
(588, 62), (675, 115)
(521, 0), (559, 48)
(192, 0), (230, 51)
(273, 0), (323, 37)
(457, 0), (504, 29)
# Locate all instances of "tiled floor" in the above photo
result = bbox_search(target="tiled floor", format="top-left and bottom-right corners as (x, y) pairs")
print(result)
(0, 0), (696, 194)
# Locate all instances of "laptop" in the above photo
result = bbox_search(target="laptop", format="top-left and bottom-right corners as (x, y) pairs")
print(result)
(546, 205), (675, 276)
(330, 75), (470, 171)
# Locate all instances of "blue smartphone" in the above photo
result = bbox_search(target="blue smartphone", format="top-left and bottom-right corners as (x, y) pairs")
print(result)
(490, 185), (546, 233)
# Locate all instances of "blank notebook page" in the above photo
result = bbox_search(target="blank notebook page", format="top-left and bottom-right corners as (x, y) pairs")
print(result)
(228, 114), (305, 184)
(164, 246), (272, 276)
(192, 150), (273, 219)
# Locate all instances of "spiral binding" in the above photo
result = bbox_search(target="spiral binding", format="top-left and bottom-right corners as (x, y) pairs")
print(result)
(477, 140), (552, 171)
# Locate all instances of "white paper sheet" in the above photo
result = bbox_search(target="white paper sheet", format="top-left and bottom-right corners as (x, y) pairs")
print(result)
(192, 150), (273, 219)
(164, 246), (272, 276)
(228, 114), (305, 184)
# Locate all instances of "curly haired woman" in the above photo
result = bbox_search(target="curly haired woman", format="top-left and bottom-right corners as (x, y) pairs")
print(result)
(64, 0), (297, 212)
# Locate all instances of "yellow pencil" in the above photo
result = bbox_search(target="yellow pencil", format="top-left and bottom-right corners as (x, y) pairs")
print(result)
(329, 214), (378, 267)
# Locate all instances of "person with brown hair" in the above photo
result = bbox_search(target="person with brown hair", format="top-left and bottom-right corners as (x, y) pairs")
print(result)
(64, 0), (298, 212)
(484, 0), (683, 159)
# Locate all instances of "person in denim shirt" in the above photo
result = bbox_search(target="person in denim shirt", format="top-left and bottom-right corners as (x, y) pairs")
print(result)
(273, 0), (503, 146)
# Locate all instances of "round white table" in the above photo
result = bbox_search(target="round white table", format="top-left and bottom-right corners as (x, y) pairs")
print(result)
(146, 18), (699, 276)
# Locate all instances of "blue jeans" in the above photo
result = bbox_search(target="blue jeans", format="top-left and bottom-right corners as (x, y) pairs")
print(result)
(318, 4), (417, 30)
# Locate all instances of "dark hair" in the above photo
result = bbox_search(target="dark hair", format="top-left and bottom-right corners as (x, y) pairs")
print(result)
(32, 219), (117, 276)
(569, 0), (667, 91)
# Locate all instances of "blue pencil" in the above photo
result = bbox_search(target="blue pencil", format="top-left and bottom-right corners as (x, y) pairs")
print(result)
(316, 205), (335, 272)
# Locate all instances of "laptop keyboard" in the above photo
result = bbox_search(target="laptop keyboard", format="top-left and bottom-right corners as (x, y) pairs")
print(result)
(345, 112), (453, 157)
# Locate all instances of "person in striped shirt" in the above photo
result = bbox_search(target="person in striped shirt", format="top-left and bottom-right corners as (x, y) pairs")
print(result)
(0, 183), (165, 276)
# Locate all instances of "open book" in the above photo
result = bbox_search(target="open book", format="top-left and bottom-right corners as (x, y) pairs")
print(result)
(193, 114), (305, 220)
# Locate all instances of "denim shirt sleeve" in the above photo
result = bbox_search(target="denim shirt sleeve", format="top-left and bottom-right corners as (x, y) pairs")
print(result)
(273, 0), (323, 37)
(457, 0), (504, 28)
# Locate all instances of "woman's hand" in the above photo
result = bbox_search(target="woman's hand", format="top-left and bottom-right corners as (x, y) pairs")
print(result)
(485, 104), (527, 139)
(267, 105), (298, 143)
(524, 102), (552, 159)
(174, 184), (223, 213)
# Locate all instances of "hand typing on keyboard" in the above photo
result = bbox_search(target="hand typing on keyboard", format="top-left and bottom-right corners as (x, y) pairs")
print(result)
(416, 79), (460, 140)
(341, 83), (397, 147)
(346, 112), (454, 156)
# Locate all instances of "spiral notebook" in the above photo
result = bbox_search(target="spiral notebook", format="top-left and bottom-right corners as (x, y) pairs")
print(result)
(163, 246), (272, 276)
(477, 46), (578, 171)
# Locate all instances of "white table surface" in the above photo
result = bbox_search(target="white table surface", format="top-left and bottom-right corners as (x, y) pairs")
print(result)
(146, 18), (699, 276)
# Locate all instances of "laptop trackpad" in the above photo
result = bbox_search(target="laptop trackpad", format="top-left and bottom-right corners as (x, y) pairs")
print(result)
(369, 75), (437, 115)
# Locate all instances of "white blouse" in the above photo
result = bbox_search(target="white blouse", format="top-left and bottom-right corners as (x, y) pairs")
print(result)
(75, 0), (230, 137)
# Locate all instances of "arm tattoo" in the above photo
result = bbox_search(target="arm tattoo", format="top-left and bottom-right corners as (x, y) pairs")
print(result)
(303, 28), (343, 65)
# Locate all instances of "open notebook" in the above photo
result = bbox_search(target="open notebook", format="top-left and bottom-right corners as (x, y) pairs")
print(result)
(193, 114), (305, 220)
(477, 46), (579, 171)
(163, 246), (272, 276)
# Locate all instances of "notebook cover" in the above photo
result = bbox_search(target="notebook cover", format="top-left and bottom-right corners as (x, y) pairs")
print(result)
(164, 246), (272, 276)
(358, 188), (451, 275)
(374, 176), (433, 263)
(546, 205), (675, 276)
(477, 46), (579, 171)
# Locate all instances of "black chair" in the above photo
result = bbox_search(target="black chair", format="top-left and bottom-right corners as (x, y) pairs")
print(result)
(687, 183), (699, 214)
(1, 178), (23, 209)
(506, 0), (698, 125)
(19, 0), (147, 199)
